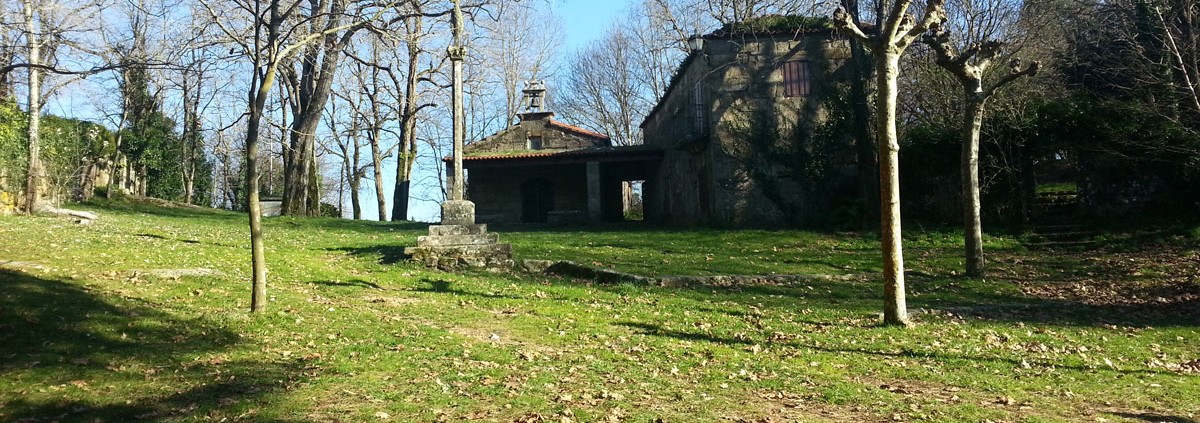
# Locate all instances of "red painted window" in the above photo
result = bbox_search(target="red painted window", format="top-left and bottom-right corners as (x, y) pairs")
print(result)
(782, 60), (811, 97)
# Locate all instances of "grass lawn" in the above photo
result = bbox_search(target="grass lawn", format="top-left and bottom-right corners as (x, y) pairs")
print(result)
(1, 198), (1197, 422)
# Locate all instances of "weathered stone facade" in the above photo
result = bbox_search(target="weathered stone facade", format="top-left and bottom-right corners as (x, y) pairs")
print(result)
(465, 111), (608, 154)
(641, 24), (861, 227)
(456, 105), (660, 225)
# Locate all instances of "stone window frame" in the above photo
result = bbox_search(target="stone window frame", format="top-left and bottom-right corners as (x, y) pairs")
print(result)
(782, 60), (811, 97)
(527, 136), (543, 150)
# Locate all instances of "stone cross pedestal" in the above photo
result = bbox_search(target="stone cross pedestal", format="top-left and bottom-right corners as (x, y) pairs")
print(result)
(405, 200), (513, 270)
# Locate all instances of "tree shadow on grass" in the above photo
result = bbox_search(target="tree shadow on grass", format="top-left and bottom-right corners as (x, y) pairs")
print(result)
(0, 269), (309, 422)
(1106, 411), (1197, 423)
(411, 278), (529, 301)
(615, 321), (1177, 377)
(268, 216), (429, 235)
(312, 279), (386, 290)
(936, 300), (1200, 328)
(607, 274), (1199, 328)
(327, 245), (412, 265)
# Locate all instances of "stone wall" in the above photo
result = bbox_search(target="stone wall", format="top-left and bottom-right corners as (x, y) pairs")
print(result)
(466, 164), (589, 224)
(642, 31), (858, 227)
(467, 112), (607, 153)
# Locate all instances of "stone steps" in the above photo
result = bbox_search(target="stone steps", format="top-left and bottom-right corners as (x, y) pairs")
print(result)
(428, 224), (488, 236)
(1026, 190), (1097, 249)
(403, 201), (513, 270)
(417, 233), (499, 247)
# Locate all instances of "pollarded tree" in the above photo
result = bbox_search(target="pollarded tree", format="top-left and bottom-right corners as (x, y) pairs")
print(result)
(834, 0), (946, 326)
(922, 11), (1039, 278)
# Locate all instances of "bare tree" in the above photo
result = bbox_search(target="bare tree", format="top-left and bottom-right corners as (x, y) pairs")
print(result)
(20, 0), (42, 214)
(475, 2), (561, 123)
(172, 30), (226, 206)
(202, 0), (366, 312)
(834, 0), (946, 326)
(559, 27), (651, 146)
(342, 38), (398, 221)
(1066, 0), (1200, 127)
(921, 0), (1039, 278)
(389, 10), (438, 222)
(276, 0), (357, 217)
(324, 87), (368, 219)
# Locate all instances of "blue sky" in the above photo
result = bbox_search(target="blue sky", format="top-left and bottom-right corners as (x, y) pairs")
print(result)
(558, 0), (629, 49)
(41, 0), (635, 222)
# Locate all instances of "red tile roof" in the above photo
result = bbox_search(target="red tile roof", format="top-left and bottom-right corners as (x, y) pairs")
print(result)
(450, 145), (661, 162)
(547, 119), (610, 141)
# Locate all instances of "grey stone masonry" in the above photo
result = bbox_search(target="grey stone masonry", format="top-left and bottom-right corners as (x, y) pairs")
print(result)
(427, 224), (488, 236)
(416, 233), (500, 246)
(405, 202), (512, 270)
(441, 200), (476, 225)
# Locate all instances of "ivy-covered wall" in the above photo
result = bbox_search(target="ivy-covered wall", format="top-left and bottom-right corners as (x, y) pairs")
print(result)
(0, 101), (111, 209)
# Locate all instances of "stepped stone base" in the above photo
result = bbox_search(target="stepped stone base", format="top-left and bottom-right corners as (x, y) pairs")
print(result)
(405, 201), (512, 270)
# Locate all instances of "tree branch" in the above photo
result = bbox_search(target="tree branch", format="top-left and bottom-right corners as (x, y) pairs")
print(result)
(984, 59), (1039, 97)
(833, 7), (872, 44)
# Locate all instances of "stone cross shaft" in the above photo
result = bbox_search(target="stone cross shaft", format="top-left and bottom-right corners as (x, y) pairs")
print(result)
(448, 0), (466, 202)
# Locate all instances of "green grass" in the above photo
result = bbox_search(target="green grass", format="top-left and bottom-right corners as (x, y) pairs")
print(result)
(1036, 182), (1078, 194)
(0, 198), (1197, 422)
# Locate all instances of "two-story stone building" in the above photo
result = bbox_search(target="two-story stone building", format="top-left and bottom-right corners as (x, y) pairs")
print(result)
(640, 17), (861, 227)
(458, 17), (861, 228)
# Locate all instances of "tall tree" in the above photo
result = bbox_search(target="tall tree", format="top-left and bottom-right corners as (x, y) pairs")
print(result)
(275, 0), (413, 216)
(834, 0), (946, 326)
(344, 40), (395, 221)
(324, 88), (368, 219)
(21, 0), (41, 214)
(389, 10), (436, 222)
(202, 0), (356, 312)
(277, 0), (351, 217)
(922, 2), (1039, 278)
(559, 27), (651, 146)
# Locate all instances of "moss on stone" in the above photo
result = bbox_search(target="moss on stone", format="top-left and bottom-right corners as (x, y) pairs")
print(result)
(718, 15), (833, 33)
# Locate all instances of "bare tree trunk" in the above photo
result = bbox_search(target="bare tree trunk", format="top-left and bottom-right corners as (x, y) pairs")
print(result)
(836, 0), (947, 326)
(369, 128), (387, 221)
(307, 151), (319, 213)
(280, 0), (349, 217)
(962, 95), (985, 277)
(243, 0), (288, 313)
(247, 91), (268, 313)
(391, 19), (422, 222)
(350, 172), (362, 219)
(339, 143), (362, 220)
(181, 73), (200, 205)
(22, 0), (42, 214)
(876, 51), (908, 326)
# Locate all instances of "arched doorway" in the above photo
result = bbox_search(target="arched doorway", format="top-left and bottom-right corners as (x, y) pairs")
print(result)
(520, 178), (554, 223)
